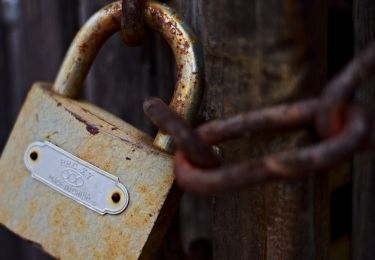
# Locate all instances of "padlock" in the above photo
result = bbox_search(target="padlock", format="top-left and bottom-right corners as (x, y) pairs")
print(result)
(0, 1), (202, 259)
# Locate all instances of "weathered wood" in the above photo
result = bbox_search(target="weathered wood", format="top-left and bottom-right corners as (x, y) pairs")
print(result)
(8, 0), (71, 118)
(175, 0), (329, 258)
(179, 193), (212, 252)
(0, 3), (10, 151)
(353, 0), (375, 259)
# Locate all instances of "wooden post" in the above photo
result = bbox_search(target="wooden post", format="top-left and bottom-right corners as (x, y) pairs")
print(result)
(176, 0), (329, 258)
(353, 0), (375, 259)
(0, 2), (10, 151)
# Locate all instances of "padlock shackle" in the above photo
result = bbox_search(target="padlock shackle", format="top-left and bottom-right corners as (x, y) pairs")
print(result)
(53, 1), (203, 152)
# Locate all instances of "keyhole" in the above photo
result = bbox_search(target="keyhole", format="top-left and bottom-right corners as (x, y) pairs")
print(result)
(111, 192), (121, 203)
(30, 151), (38, 161)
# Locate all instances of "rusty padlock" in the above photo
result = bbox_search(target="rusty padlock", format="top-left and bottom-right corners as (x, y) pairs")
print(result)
(0, 1), (202, 259)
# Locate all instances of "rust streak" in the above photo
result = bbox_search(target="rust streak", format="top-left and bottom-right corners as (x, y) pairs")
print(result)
(64, 108), (100, 135)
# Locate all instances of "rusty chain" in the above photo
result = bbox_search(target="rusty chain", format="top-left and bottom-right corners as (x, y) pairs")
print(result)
(144, 42), (375, 194)
(121, 0), (145, 46)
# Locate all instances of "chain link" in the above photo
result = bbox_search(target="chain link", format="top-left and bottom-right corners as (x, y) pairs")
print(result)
(144, 42), (375, 194)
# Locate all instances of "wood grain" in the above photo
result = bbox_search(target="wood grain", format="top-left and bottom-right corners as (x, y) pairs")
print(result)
(353, 0), (375, 259)
(176, 0), (329, 258)
(0, 2), (10, 151)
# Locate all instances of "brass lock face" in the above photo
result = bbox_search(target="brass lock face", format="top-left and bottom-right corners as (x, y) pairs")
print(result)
(0, 1), (203, 259)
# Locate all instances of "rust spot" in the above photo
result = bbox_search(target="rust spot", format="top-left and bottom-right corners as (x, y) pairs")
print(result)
(86, 125), (99, 135)
(79, 43), (89, 53)
(102, 158), (114, 172)
(29, 201), (37, 215)
(119, 137), (159, 156)
(45, 131), (59, 140)
(57, 102), (62, 107)
(65, 72), (71, 84)
(99, 225), (131, 259)
(80, 106), (118, 129)
(139, 185), (147, 193)
(64, 108), (100, 135)
(78, 218), (86, 229)
(111, 127), (118, 131)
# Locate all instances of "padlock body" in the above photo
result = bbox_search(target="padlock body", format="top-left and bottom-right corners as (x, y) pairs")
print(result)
(0, 83), (175, 259)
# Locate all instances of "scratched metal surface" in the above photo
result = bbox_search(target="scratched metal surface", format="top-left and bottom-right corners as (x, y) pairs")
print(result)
(0, 83), (174, 259)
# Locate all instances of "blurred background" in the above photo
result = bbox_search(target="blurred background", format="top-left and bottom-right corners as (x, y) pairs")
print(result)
(0, 0), (373, 259)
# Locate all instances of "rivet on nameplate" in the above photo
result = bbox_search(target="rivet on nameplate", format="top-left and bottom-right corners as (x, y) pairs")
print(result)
(23, 141), (129, 215)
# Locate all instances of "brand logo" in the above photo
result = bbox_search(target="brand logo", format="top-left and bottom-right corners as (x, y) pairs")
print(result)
(61, 169), (84, 187)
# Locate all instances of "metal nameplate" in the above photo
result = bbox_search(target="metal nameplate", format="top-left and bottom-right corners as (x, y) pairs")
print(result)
(24, 141), (129, 215)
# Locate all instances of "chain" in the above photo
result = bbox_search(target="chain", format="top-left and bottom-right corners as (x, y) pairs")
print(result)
(144, 42), (375, 194)
(144, 98), (221, 168)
